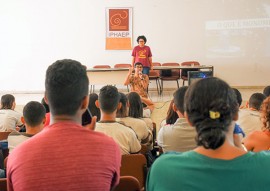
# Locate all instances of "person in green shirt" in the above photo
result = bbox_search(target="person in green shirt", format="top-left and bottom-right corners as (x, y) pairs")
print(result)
(147, 77), (270, 191)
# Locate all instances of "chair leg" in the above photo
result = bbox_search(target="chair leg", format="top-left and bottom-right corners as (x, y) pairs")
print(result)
(155, 79), (159, 95)
(157, 78), (161, 95)
(160, 80), (163, 95)
(176, 80), (179, 89)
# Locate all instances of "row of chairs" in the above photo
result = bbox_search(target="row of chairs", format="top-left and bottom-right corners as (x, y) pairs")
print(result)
(91, 61), (200, 95)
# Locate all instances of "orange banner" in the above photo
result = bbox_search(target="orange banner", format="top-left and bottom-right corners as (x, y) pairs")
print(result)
(106, 8), (132, 50)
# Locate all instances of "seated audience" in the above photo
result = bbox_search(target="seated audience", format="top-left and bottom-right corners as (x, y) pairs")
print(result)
(96, 85), (141, 155)
(160, 100), (179, 127)
(0, 94), (23, 132)
(7, 59), (121, 191)
(124, 62), (149, 98)
(8, 101), (45, 153)
(263, 86), (270, 97)
(232, 88), (245, 148)
(157, 86), (196, 152)
(127, 92), (153, 131)
(88, 93), (101, 121)
(243, 97), (270, 151)
(237, 93), (266, 135)
(147, 77), (270, 191)
(116, 92), (152, 146)
(41, 97), (50, 126)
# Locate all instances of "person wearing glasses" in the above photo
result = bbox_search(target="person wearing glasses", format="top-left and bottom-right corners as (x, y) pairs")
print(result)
(124, 62), (149, 98)
(131, 35), (153, 75)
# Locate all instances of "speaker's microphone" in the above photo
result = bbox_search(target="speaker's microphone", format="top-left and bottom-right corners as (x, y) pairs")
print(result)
(139, 71), (144, 80)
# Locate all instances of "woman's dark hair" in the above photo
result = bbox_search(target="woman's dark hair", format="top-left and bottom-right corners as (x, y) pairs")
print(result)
(166, 100), (178, 125)
(263, 86), (270, 97)
(137, 35), (147, 43)
(232, 88), (242, 106)
(88, 93), (100, 121)
(117, 92), (128, 118)
(127, 92), (143, 118)
(184, 77), (238, 150)
(1, 94), (15, 109)
(41, 98), (50, 113)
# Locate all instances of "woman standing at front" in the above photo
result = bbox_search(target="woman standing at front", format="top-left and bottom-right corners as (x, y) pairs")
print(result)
(132, 35), (153, 75)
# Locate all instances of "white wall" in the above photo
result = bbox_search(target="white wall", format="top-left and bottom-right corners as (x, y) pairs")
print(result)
(0, 0), (270, 91)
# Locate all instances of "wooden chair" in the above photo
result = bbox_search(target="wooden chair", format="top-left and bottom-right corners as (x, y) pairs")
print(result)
(114, 176), (141, 191)
(148, 62), (161, 95)
(91, 65), (111, 92)
(180, 61), (200, 86)
(159, 63), (180, 94)
(0, 178), (7, 191)
(120, 154), (147, 190)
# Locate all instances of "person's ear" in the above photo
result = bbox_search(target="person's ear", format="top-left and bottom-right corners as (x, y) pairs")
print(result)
(21, 116), (25, 124)
(172, 103), (178, 112)
(42, 116), (46, 124)
(95, 100), (100, 108)
(233, 111), (239, 121)
(184, 112), (193, 126)
(81, 95), (89, 110)
(44, 93), (49, 104)
(117, 102), (122, 110)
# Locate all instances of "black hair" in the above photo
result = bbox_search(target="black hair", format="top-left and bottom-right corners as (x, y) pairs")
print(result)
(232, 88), (242, 106)
(23, 101), (46, 127)
(116, 92), (128, 118)
(88, 93), (100, 121)
(249, 93), (266, 111)
(173, 86), (188, 114)
(45, 59), (89, 116)
(263, 86), (270, 97)
(184, 77), (238, 150)
(137, 35), (147, 43)
(165, 100), (179, 125)
(127, 92), (143, 118)
(41, 98), (50, 113)
(1, 94), (15, 109)
(98, 85), (120, 114)
(134, 62), (143, 67)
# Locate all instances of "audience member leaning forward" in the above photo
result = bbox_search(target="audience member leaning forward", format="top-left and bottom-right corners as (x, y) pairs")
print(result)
(147, 77), (270, 191)
(7, 59), (121, 191)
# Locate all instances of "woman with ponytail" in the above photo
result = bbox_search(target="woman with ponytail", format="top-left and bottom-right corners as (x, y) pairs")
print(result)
(147, 77), (270, 191)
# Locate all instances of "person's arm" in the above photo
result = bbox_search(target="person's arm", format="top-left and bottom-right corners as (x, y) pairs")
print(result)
(141, 96), (155, 112)
(140, 75), (149, 90)
(131, 56), (135, 68)
(242, 131), (257, 151)
(124, 67), (133, 86)
(149, 57), (153, 70)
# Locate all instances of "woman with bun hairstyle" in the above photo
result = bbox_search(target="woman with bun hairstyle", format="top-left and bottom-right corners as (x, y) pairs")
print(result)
(147, 77), (270, 191)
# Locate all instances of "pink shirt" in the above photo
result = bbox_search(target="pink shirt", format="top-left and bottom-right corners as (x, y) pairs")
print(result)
(132, 45), (152, 67)
(7, 122), (121, 191)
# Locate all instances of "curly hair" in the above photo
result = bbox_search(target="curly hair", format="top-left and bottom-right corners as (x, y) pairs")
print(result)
(261, 97), (270, 131)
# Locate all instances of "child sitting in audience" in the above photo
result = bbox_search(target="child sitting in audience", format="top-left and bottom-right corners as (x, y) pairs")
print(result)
(0, 94), (23, 132)
(147, 77), (270, 191)
(243, 97), (270, 151)
(8, 101), (45, 153)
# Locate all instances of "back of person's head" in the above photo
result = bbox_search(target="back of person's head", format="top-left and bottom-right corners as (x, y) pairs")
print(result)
(263, 86), (270, 97)
(261, 97), (270, 130)
(23, 101), (46, 127)
(1, 94), (15, 109)
(98, 85), (120, 114)
(173, 86), (188, 114)
(137, 35), (147, 43)
(45, 59), (89, 116)
(165, 100), (179, 125)
(127, 92), (143, 118)
(232, 88), (242, 106)
(184, 77), (238, 150)
(248, 93), (266, 111)
(41, 97), (50, 113)
(117, 92), (128, 118)
(88, 93), (100, 121)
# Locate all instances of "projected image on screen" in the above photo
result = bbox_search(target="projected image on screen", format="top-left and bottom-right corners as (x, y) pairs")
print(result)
(188, 71), (213, 85)
(205, 1), (270, 58)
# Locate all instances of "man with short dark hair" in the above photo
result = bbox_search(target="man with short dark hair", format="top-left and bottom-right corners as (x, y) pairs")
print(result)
(8, 101), (45, 153)
(238, 93), (266, 136)
(7, 59), (121, 191)
(96, 85), (141, 155)
(157, 86), (197, 152)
